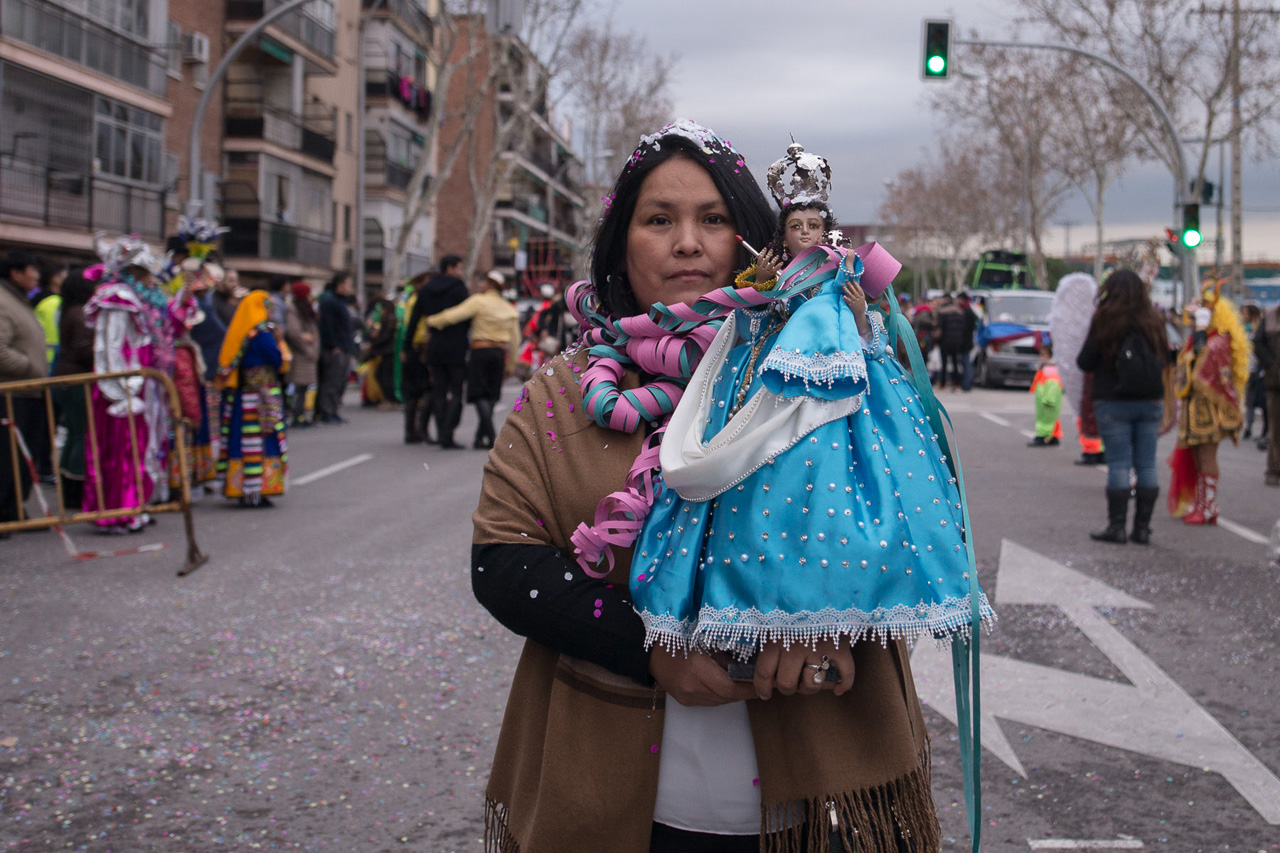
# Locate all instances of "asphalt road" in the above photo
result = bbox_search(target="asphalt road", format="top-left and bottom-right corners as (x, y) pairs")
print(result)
(1, 383), (1277, 852)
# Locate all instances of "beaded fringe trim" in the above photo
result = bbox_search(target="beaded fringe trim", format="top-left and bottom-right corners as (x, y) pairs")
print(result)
(762, 745), (941, 853)
(640, 592), (995, 657)
(758, 348), (868, 391)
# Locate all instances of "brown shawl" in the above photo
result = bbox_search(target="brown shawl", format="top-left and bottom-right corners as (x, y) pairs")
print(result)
(474, 351), (940, 853)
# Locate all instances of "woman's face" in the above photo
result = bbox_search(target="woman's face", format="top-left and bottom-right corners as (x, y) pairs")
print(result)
(783, 208), (826, 256)
(624, 157), (737, 312)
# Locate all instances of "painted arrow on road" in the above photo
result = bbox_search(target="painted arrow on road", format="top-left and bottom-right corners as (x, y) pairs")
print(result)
(911, 539), (1280, 824)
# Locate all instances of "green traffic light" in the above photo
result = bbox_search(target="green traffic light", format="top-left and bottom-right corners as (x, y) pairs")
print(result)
(1182, 229), (1203, 249)
(927, 55), (947, 75)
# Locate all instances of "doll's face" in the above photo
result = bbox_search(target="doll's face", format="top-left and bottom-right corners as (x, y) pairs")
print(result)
(783, 208), (826, 256)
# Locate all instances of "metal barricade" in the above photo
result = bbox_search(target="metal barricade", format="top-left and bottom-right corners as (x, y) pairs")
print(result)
(0, 368), (209, 576)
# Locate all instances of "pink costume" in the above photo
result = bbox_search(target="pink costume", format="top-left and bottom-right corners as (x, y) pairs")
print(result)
(82, 281), (159, 530)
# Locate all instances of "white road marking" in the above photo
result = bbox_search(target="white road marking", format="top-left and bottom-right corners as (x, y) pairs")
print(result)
(1018, 429), (1036, 439)
(293, 453), (374, 486)
(912, 539), (1280, 824)
(1028, 841), (1143, 850)
(1217, 517), (1271, 544)
(980, 412), (1011, 427)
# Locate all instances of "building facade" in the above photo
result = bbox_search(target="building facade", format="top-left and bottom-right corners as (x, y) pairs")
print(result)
(0, 0), (175, 261)
(434, 13), (583, 294)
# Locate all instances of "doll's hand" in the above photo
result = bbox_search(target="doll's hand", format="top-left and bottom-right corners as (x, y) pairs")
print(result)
(842, 279), (867, 314)
(752, 640), (855, 699)
(650, 648), (758, 707)
(755, 248), (782, 285)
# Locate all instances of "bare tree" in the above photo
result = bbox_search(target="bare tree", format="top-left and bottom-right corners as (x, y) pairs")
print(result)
(560, 21), (673, 271)
(1015, 0), (1280, 201)
(460, 0), (585, 281)
(879, 140), (1015, 292)
(1050, 56), (1142, 280)
(385, 0), (488, 289)
(933, 44), (1076, 288)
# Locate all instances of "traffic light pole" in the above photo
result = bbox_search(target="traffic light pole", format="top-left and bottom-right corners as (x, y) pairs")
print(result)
(955, 38), (1198, 308)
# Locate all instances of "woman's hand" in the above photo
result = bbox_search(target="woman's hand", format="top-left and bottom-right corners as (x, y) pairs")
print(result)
(650, 648), (758, 707)
(754, 248), (782, 286)
(843, 280), (872, 338)
(752, 640), (855, 700)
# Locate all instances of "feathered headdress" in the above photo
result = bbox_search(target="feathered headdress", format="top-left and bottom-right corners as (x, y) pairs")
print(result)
(176, 215), (229, 262)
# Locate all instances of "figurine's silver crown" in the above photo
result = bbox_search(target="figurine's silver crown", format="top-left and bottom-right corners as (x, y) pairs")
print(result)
(767, 139), (832, 209)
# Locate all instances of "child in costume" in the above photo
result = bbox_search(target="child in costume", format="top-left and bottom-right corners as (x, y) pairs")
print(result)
(1028, 338), (1063, 446)
(629, 140), (993, 660)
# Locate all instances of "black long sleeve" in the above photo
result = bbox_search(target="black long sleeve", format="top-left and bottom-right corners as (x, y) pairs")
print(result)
(471, 542), (654, 685)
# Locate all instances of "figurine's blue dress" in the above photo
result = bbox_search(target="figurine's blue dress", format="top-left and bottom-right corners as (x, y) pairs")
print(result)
(631, 252), (992, 655)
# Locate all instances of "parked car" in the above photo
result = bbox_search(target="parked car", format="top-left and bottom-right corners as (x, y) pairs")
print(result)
(970, 249), (1037, 289)
(970, 289), (1056, 388)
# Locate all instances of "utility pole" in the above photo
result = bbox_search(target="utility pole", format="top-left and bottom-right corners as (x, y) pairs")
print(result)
(1230, 0), (1244, 297)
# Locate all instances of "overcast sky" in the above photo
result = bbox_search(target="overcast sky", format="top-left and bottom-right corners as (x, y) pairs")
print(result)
(590, 0), (1280, 261)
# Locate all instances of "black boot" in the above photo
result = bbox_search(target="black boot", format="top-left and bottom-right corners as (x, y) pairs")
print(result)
(404, 402), (423, 444)
(1131, 486), (1159, 545)
(1090, 488), (1130, 544)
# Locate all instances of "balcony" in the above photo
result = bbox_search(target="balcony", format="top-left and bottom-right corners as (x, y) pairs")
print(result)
(362, 0), (433, 46)
(364, 69), (432, 122)
(223, 219), (332, 267)
(495, 196), (548, 224)
(227, 0), (335, 62)
(224, 101), (337, 164)
(1, 0), (167, 96)
(0, 158), (163, 239)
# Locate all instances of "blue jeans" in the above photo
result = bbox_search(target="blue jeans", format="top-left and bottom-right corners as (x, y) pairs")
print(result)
(1093, 399), (1163, 490)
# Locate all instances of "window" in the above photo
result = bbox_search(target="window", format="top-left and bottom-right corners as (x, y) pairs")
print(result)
(93, 96), (163, 184)
(167, 22), (182, 78)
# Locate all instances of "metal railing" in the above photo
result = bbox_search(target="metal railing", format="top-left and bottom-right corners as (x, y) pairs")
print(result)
(1, 0), (167, 95)
(363, 0), (433, 43)
(223, 218), (334, 267)
(364, 69), (432, 121)
(0, 370), (208, 576)
(226, 0), (335, 60)
(0, 158), (164, 239)
(224, 100), (337, 164)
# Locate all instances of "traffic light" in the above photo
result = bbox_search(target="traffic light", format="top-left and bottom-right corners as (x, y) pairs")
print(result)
(1181, 203), (1202, 249)
(922, 20), (951, 80)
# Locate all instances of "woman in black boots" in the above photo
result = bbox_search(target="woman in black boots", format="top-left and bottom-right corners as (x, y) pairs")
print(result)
(1077, 269), (1169, 544)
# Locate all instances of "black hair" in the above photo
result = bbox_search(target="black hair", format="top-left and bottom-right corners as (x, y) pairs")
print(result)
(589, 133), (775, 317)
(439, 254), (462, 274)
(59, 267), (97, 310)
(325, 270), (351, 292)
(764, 201), (838, 264)
(38, 258), (68, 289)
(266, 274), (288, 293)
(165, 235), (188, 255)
(1, 250), (38, 279)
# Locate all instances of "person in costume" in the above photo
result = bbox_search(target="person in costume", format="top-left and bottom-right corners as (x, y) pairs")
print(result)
(359, 296), (398, 407)
(1252, 302), (1280, 486)
(215, 291), (289, 507)
(1077, 269), (1169, 544)
(1049, 272), (1106, 465)
(284, 281), (320, 427)
(424, 269), (520, 449)
(627, 138), (992, 662)
(82, 237), (166, 533)
(1028, 338), (1063, 446)
(1167, 276), (1251, 525)
(471, 120), (948, 851)
(166, 216), (229, 492)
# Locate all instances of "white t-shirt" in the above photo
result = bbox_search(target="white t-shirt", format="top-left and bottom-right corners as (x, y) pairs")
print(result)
(652, 699), (761, 834)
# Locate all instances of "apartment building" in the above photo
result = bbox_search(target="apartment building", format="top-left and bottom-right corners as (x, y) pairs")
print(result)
(360, 0), (437, 296)
(0, 0), (175, 260)
(434, 12), (584, 293)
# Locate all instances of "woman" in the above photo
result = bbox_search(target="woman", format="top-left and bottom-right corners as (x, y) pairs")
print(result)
(83, 240), (165, 533)
(215, 291), (288, 507)
(51, 268), (98, 512)
(471, 120), (940, 852)
(424, 270), (520, 449)
(1167, 277), (1250, 524)
(284, 281), (320, 427)
(1077, 269), (1169, 544)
